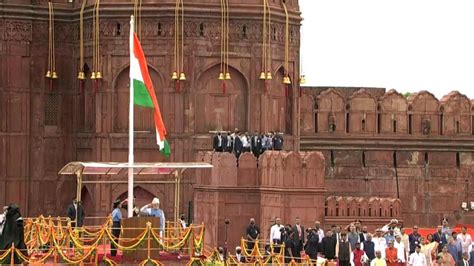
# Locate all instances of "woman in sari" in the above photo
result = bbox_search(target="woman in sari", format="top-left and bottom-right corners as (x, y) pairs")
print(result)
(420, 236), (438, 266)
(437, 245), (455, 266)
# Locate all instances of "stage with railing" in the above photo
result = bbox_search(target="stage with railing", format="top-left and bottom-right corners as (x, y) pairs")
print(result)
(0, 216), (305, 265)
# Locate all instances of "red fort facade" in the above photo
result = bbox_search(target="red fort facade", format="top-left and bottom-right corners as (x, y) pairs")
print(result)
(1, 0), (473, 248)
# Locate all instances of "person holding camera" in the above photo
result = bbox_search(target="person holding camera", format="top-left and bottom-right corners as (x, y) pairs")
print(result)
(305, 227), (320, 260)
(283, 225), (296, 263)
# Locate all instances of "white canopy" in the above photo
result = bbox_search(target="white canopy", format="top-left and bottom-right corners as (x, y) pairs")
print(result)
(58, 161), (213, 221)
(58, 161), (213, 176)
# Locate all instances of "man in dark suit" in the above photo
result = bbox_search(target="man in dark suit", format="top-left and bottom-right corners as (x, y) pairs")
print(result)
(212, 132), (224, 152)
(251, 131), (262, 157)
(273, 131), (284, 150)
(233, 133), (243, 158)
(433, 225), (448, 253)
(359, 225), (368, 243)
(292, 217), (305, 261)
(67, 199), (85, 227)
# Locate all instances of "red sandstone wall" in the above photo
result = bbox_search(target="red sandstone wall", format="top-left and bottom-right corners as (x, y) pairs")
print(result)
(0, 1), (301, 218)
(300, 87), (474, 227)
(194, 151), (326, 249)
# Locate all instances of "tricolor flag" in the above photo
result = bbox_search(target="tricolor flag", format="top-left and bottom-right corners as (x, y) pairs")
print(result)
(130, 33), (171, 157)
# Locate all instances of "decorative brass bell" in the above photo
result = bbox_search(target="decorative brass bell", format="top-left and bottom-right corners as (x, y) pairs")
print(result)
(283, 76), (291, 84)
(90, 72), (96, 80)
(218, 72), (224, 80)
(51, 71), (58, 79)
(77, 71), (85, 80)
(299, 75), (306, 85)
(45, 70), (52, 78)
(171, 71), (178, 80)
(225, 72), (231, 80)
(96, 71), (102, 79)
(259, 71), (266, 80)
(266, 72), (272, 80)
(179, 73), (186, 81)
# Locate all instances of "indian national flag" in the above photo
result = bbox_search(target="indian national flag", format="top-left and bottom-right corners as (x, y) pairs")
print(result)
(130, 32), (171, 157)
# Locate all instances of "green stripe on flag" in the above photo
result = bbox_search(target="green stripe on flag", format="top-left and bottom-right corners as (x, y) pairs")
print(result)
(162, 140), (171, 158)
(133, 79), (154, 108)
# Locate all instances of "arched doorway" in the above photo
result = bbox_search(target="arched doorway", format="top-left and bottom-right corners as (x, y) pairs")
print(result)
(80, 186), (93, 217)
(113, 66), (167, 133)
(268, 67), (290, 133)
(195, 65), (247, 133)
(115, 186), (162, 213)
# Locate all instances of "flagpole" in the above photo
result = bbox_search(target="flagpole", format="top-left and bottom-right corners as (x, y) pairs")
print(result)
(128, 15), (135, 218)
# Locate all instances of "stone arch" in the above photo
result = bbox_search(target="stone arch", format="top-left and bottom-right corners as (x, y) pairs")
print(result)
(267, 66), (291, 133)
(348, 89), (377, 133)
(80, 186), (93, 217)
(195, 64), (248, 133)
(114, 186), (160, 213)
(440, 91), (471, 135)
(326, 196), (337, 217)
(283, 152), (301, 187)
(408, 91), (440, 135)
(113, 65), (166, 133)
(379, 89), (408, 134)
(316, 89), (346, 133)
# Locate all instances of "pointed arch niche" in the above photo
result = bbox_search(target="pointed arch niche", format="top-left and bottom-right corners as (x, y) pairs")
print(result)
(195, 64), (248, 133)
(268, 67), (290, 133)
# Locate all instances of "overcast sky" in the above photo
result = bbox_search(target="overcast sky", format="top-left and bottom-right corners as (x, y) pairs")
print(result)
(300, 0), (474, 99)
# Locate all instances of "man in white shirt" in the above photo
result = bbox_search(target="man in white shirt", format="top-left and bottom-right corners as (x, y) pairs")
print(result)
(270, 217), (284, 254)
(270, 217), (284, 244)
(457, 226), (472, 255)
(373, 229), (387, 259)
(394, 234), (407, 264)
(314, 221), (325, 243)
(408, 245), (426, 266)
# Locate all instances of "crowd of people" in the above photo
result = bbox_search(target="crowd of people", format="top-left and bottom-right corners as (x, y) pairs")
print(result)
(212, 129), (284, 158)
(229, 218), (474, 266)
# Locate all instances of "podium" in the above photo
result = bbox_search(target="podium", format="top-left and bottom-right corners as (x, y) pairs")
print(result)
(121, 217), (161, 261)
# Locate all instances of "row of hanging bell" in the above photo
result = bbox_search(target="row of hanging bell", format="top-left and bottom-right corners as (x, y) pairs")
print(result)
(45, 71), (58, 79)
(171, 71), (186, 81)
(76, 71), (103, 80)
(90, 71), (103, 80)
(218, 72), (231, 80)
(259, 71), (273, 80)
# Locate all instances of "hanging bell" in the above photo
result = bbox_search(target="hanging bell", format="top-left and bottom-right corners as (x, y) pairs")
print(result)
(225, 72), (231, 80)
(266, 72), (272, 80)
(96, 71), (103, 79)
(179, 72), (186, 81)
(218, 72), (225, 80)
(90, 72), (96, 80)
(45, 70), (52, 78)
(51, 71), (58, 79)
(259, 71), (266, 80)
(171, 71), (178, 80)
(299, 75), (306, 85)
(283, 76), (291, 84)
(77, 71), (85, 80)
